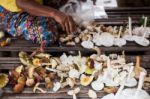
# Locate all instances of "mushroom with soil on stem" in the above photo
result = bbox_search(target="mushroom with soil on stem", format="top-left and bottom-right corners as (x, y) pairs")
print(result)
(134, 56), (147, 79)
(114, 26), (126, 47)
(67, 87), (80, 99)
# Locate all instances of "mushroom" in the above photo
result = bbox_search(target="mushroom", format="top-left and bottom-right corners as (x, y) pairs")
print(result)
(120, 72), (150, 99)
(80, 74), (94, 86)
(69, 69), (80, 79)
(19, 51), (34, 67)
(35, 53), (51, 59)
(104, 87), (118, 94)
(53, 82), (61, 92)
(88, 89), (97, 99)
(100, 33), (114, 47)
(133, 32), (150, 46)
(45, 77), (53, 89)
(50, 58), (59, 69)
(125, 66), (137, 87)
(15, 65), (23, 75)
(0, 73), (9, 88)
(66, 41), (76, 46)
(134, 56), (147, 79)
(123, 17), (134, 41)
(91, 80), (104, 91)
(102, 80), (126, 99)
(26, 78), (35, 87)
(13, 83), (25, 93)
(114, 26), (126, 47)
(81, 40), (94, 49)
(0, 31), (4, 39)
(67, 87), (80, 99)
(33, 83), (47, 93)
(61, 78), (76, 88)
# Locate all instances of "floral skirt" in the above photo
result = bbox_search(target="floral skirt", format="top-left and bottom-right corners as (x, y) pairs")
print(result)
(0, 6), (59, 47)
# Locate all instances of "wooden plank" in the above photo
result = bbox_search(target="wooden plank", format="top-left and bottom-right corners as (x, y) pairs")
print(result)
(1, 86), (150, 99)
(0, 55), (149, 70)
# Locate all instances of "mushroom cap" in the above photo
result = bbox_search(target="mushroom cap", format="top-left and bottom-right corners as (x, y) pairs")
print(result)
(69, 69), (80, 79)
(80, 74), (94, 86)
(91, 81), (104, 91)
(53, 82), (61, 92)
(100, 33), (114, 47)
(67, 87), (80, 95)
(102, 93), (115, 99)
(123, 35), (134, 41)
(0, 73), (9, 88)
(120, 89), (150, 99)
(125, 78), (137, 87)
(88, 89), (97, 99)
(0, 31), (5, 39)
(81, 40), (94, 49)
(133, 36), (150, 46)
(114, 38), (127, 47)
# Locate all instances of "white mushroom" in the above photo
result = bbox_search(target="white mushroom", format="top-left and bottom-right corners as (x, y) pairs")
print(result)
(0, 31), (4, 39)
(69, 69), (80, 79)
(123, 17), (134, 41)
(67, 87), (80, 99)
(114, 26), (126, 47)
(125, 66), (137, 87)
(120, 72), (150, 99)
(53, 82), (61, 92)
(91, 80), (104, 91)
(100, 33), (114, 47)
(133, 32), (150, 46)
(81, 40), (94, 49)
(88, 89), (97, 99)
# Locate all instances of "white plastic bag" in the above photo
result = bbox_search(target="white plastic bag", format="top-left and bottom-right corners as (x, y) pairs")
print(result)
(59, 0), (108, 26)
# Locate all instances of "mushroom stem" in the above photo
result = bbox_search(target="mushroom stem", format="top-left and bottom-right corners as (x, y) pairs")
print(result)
(113, 26), (117, 35)
(127, 66), (134, 81)
(118, 26), (123, 39)
(134, 72), (146, 97)
(141, 31), (148, 41)
(128, 17), (132, 36)
(114, 80), (125, 99)
(33, 83), (47, 93)
(92, 47), (101, 56)
(144, 17), (148, 27)
(135, 56), (141, 68)
(73, 94), (77, 99)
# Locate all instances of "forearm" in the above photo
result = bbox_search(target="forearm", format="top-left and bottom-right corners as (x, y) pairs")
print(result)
(16, 0), (60, 18)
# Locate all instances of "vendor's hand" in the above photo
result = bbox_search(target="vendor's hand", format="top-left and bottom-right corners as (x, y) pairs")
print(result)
(54, 11), (76, 34)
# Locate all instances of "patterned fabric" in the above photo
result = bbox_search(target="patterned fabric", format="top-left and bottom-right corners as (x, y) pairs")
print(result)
(0, 6), (59, 47)
(0, 0), (43, 12)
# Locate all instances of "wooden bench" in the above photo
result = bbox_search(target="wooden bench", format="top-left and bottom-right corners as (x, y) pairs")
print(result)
(0, 7), (150, 99)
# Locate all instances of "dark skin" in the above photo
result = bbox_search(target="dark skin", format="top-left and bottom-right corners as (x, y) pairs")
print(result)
(16, 0), (76, 34)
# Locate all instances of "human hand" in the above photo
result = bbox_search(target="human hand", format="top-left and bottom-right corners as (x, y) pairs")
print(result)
(54, 11), (77, 34)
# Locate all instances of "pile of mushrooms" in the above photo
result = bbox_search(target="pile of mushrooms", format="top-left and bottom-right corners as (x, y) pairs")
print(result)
(59, 17), (150, 49)
(2, 51), (148, 99)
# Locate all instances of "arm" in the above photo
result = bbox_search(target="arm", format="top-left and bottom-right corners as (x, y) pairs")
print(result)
(16, 0), (76, 34)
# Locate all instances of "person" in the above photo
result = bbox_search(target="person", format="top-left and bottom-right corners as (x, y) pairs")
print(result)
(0, 0), (77, 51)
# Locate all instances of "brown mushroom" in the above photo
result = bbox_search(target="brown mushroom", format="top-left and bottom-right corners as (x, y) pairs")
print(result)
(134, 56), (147, 79)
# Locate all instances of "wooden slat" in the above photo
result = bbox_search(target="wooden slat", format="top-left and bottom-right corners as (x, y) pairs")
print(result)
(0, 55), (149, 70)
(1, 86), (150, 99)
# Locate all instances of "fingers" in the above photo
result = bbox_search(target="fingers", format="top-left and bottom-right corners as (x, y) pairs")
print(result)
(64, 16), (76, 34)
